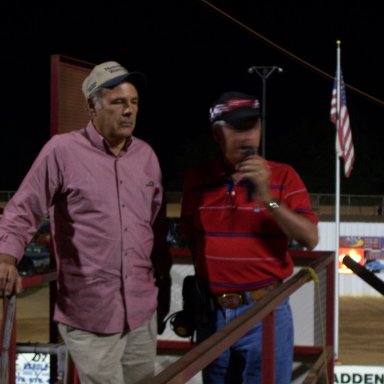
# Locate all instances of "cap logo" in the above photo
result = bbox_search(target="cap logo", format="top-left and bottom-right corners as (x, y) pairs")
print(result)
(209, 98), (260, 122)
(104, 64), (125, 74)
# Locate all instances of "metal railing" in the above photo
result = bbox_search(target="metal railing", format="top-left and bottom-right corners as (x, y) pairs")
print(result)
(152, 250), (335, 384)
(1, 251), (335, 384)
(0, 271), (58, 383)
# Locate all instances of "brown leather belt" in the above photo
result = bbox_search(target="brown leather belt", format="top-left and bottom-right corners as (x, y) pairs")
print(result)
(216, 283), (279, 309)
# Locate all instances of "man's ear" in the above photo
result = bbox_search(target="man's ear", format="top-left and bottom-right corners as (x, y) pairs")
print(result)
(87, 97), (96, 113)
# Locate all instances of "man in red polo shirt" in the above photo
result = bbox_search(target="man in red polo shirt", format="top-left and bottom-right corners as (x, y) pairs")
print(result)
(180, 91), (318, 384)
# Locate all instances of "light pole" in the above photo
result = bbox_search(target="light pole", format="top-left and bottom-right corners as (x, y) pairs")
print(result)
(248, 66), (283, 157)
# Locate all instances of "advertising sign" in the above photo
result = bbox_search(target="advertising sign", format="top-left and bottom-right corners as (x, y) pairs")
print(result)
(16, 353), (50, 384)
(339, 236), (384, 274)
(334, 365), (384, 383)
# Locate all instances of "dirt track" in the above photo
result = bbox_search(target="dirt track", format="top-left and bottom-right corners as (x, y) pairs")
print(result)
(12, 285), (384, 366)
(338, 296), (384, 365)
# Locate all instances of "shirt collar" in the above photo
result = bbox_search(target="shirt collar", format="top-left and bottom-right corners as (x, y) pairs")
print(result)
(85, 121), (132, 155)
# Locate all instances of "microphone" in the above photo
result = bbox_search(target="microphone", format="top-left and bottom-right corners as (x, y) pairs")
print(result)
(247, 66), (283, 75)
(243, 147), (257, 158)
(242, 147), (257, 201)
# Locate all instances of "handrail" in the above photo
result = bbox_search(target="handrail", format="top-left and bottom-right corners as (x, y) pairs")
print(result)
(148, 251), (335, 384)
(1, 254), (334, 383)
(0, 270), (58, 384)
(0, 295), (16, 384)
(343, 256), (384, 295)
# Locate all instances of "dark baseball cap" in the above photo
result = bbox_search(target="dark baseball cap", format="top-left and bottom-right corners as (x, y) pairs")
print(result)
(209, 91), (260, 124)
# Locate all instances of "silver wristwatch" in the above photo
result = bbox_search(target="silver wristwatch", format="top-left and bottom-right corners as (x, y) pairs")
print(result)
(266, 198), (280, 211)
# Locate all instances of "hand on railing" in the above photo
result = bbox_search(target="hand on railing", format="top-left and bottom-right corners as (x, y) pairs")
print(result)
(0, 254), (23, 297)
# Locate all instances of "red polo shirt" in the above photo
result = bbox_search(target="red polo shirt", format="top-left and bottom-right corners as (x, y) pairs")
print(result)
(180, 158), (318, 294)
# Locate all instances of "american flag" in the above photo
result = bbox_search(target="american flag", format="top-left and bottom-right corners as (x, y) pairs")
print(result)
(330, 71), (354, 177)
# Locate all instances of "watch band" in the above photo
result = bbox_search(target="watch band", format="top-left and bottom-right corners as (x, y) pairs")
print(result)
(266, 198), (280, 211)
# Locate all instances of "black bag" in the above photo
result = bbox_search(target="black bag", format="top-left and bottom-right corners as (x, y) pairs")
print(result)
(169, 275), (214, 339)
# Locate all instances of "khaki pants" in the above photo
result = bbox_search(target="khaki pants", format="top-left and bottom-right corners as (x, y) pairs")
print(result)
(58, 313), (157, 384)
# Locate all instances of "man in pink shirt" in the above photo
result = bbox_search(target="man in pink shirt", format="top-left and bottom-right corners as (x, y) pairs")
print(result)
(0, 61), (172, 384)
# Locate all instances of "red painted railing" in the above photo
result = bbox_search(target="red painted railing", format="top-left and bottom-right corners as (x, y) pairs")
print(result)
(1, 250), (335, 383)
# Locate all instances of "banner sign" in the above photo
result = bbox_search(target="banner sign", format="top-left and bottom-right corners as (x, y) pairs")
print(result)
(16, 353), (50, 384)
(339, 236), (384, 273)
(334, 365), (384, 383)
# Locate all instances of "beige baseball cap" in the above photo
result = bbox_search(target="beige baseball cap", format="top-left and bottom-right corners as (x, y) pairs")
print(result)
(82, 61), (147, 99)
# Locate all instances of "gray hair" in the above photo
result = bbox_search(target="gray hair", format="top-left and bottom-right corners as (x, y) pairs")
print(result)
(89, 89), (104, 109)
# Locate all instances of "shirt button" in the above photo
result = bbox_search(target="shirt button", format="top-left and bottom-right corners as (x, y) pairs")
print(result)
(120, 180), (123, 184)
(124, 227), (128, 232)
(122, 204), (125, 208)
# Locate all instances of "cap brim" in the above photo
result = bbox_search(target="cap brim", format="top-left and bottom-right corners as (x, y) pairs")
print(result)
(102, 72), (147, 94)
(221, 109), (260, 125)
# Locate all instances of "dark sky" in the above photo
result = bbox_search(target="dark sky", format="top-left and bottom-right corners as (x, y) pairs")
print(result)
(1, 1), (384, 195)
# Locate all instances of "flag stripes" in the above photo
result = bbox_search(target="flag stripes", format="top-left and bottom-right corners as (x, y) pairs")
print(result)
(330, 71), (355, 177)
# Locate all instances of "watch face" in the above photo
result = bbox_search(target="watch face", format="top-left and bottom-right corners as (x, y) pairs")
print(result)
(268, 199), (280, 210)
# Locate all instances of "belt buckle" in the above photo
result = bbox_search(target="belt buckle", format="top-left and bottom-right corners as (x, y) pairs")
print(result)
(217, 293), (243, 309)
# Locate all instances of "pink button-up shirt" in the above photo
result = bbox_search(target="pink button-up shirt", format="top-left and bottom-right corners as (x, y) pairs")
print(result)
(0, 122), (170, 333)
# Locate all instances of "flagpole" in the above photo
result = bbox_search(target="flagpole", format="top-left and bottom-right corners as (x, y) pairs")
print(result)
(334, 40), (341, 360)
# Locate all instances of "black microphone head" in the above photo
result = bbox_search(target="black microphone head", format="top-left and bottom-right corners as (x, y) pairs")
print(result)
(243, 147), (257, 158)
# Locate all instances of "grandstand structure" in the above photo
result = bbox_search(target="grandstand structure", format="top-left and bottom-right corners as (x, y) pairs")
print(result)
(165, 191), (384, 221)
(2, 190), (384, 222)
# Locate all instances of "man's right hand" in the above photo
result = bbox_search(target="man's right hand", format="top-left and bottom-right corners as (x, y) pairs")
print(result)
(0, 254), (23, 296)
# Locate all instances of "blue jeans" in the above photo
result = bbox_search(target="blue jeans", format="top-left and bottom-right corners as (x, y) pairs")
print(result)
(197, 299), (293, 384)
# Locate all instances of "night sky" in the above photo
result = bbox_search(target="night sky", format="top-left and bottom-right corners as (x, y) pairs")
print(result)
(1, 1), (384, 195)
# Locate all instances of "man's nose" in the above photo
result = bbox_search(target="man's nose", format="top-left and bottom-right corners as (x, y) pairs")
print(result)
(123, 103), (132, 115)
